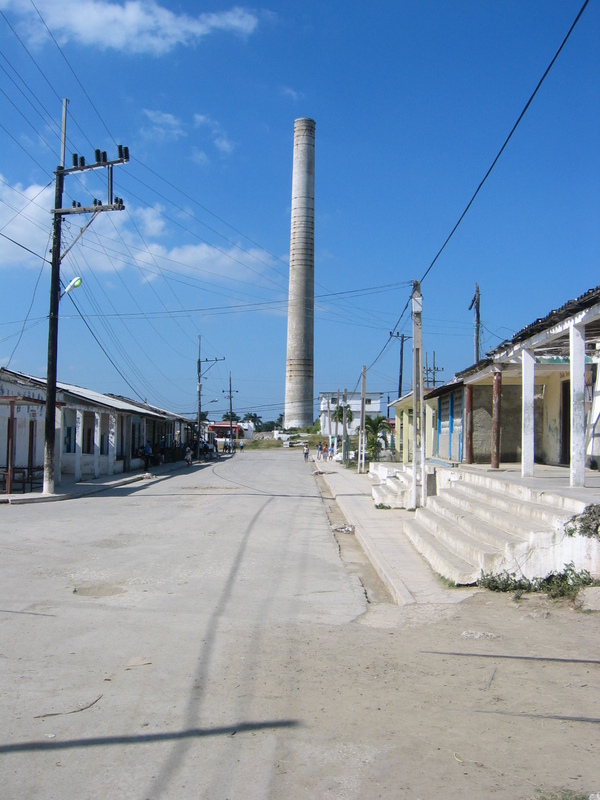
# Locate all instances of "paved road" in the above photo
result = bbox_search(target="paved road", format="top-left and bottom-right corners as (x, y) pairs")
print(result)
(1, 450), (599, 799)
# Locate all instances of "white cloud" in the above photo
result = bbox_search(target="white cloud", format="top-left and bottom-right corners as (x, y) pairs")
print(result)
(0, 177), (54, 269)
(2, 0), (259, 56)
(281, 86), (303, 102)
(132, 204), (165, 238)
(190, 148), (209, 167)
(193, 114), (236, 156)
(141, 109), (186, 141)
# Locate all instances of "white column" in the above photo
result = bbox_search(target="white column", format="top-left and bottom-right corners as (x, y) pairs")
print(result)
(586, 356), (600, 465)
(570, 323), (586, 487)
(521, 348), (535, 477)
(108, 413), (116, 476)
(93, 412), (100, 478)
(75, 409), (83, 481)
(54, 406), (62, 486)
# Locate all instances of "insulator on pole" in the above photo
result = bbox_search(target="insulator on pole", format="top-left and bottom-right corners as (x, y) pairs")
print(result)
(123, 146), (129, 161)
(79, 156), (85, 167)
(95, 149), (101, 163)
(72, 153), (78, 167)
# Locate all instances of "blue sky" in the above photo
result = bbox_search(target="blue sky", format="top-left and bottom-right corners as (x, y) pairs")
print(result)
(0, 0), (598, 423)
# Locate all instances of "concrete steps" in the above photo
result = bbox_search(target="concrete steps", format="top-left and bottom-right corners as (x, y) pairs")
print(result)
(370, 464), (412, 509)
(403, 468), (591, 586)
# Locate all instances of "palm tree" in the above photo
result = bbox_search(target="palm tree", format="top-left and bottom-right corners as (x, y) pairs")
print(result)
(331, 403), (353, 428)
(243, 412), (262, 430)
(364, 415), (390, 462)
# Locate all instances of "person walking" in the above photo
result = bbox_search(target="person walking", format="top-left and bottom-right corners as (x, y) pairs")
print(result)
(303, 445), (309, 463)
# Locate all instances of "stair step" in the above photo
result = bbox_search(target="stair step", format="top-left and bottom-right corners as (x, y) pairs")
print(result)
(415, 506), (507, 574)
(372, 483), (409, 509)
(426, 495), (528, 551)
(443, 480), (574, 528)
(403, 518), (482, 585)
(441, 469), (586, 514)
(432, 491), (553, 541)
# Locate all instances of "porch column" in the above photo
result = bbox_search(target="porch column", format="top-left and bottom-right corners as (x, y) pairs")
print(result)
(570, 323), (586, 487)
(402, 409), (409, 466)
(521, 348), (535, 477)
(75, 409), (83, 482)
(425, 403), (434, 459)
(586, 357), (600, 465)
(464, 384), (473, 464)
(491, 368), (502, 469)
(93, 412), (100, 478)
(108, 413), (116, 476)
(55, 407), (62, 485)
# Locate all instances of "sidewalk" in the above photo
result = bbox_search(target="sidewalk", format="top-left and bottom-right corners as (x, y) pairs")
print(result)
(0, 457), (213, 505)
(314, 457), (477, 606)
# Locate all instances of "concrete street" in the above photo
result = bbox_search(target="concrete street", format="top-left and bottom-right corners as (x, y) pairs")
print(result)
(1, 450), (599, 799)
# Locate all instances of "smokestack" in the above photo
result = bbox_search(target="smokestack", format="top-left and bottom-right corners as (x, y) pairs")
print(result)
(284, 117), (315, 429)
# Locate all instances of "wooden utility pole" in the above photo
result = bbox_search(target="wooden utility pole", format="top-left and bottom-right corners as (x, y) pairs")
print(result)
(469, 283), (481, 363)
(44, 100), (129, 494)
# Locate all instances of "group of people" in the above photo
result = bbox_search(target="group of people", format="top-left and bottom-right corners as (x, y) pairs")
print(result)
(303, 441), (334, 463)
(316, 441), (334, 461)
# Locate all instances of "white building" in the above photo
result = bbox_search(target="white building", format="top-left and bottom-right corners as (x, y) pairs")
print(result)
(318, 391), (383, 437)
(1, 368), (194, 489)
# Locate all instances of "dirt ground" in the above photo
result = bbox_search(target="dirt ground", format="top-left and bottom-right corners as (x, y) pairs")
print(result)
(1, 459), (599, 800)
(314, 475), (600, 800)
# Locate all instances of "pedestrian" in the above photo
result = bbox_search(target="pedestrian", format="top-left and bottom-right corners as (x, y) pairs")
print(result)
(240, 439), (244, 452)
(303, 445), (309, 463)
(328, 443), (334, 461)
(184, 446), (192, 467)
(316, 441), (322, 460)
(144, 440), (152, 471)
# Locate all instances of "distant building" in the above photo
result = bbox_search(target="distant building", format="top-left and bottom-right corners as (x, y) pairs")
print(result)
(318, 391), (383, 437)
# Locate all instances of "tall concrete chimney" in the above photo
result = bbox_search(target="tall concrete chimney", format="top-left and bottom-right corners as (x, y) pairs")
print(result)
(284, 117), (315, 429)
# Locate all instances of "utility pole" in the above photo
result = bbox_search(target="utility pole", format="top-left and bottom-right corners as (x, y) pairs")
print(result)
(469, 283), (481, 363)
(410, 281), (425, 509)
(196, 335), (225, 455)
(359, 365), (367, 473)
(424, 351), (444, 389)
(44, 100), (129, 494)
(390, 331), (410, 398)
(342, 387), (348, 464)
(222, 373), (238, 451)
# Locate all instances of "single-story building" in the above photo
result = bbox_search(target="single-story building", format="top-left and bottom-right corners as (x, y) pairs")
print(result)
(391, 285), (600, 487)
(1, 368), (194, 490)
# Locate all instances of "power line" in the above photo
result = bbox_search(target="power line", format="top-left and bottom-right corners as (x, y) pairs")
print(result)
(419, 0), (590, 285)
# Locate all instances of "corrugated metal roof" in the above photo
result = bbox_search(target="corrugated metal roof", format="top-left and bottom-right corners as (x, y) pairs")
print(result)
(0, 368), (193, 422)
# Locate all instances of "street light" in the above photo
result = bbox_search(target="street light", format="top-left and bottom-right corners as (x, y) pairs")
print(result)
(60, 276), (82, 299)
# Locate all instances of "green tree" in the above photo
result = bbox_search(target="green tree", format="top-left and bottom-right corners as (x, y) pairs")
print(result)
(331, 404), (353, 427)
(222, 411), (240, 423)
(364, 415), (390, 461)
(243, 412), (262, 430)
